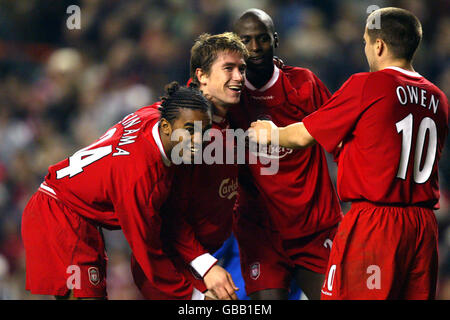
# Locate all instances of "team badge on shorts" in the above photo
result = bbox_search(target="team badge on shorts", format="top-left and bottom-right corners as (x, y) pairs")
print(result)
(250, 262), (260, 280)
(88, 267), (100, 286)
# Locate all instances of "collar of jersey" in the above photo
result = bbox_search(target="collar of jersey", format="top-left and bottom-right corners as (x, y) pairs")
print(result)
(245, 65), (280, 92)
(383, 66), (422, 78)
(152, 121), (171, 167)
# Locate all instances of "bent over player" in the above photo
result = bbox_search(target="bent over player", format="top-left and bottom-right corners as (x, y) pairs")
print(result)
(131, 32), (248, 300)
(250, 7), (448, 299)
(21, 83), (212, 299)
(228, 9), (342, 300)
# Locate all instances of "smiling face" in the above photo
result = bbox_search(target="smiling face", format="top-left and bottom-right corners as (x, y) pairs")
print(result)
(234, 14), (277, 72)
(161, 108), (212, 163)
(197, 50), (246, 108)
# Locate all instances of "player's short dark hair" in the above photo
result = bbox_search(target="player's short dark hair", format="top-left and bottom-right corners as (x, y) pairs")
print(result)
(190, 32), (249, 87)
(234, 8), (276, 35)
(366, 7), (422, 61)
(159, 81), (212, 124)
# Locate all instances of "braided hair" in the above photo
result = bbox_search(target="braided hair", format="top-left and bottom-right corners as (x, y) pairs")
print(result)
(159, 81), (212, 124)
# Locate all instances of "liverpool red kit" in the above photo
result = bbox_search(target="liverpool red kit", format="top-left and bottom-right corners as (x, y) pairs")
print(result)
(131, 115), (238, 299)
(303, 66), (448, 299)
(22, 105), (196, 299)
(228, 65), (343, 294)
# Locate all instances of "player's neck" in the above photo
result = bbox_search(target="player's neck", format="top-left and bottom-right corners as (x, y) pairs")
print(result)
(213, 104), (229, 118)
(378, 59), (415, 73)
(246, 64), (274, 89)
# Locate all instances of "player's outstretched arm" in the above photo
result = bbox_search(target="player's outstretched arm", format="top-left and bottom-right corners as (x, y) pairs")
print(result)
(203, 265), (239, 300)
(249, 120), (316, 149)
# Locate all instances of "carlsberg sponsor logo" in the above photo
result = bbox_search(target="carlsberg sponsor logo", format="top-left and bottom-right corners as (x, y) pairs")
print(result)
(219, 178), (238, 199)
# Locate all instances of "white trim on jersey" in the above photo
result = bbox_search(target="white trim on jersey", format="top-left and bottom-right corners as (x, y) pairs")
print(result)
(152, 122), (171, 167)
(38, 182), (59, 200)
(190, 253), (218, 278)
(191, 287), (205, 300)
(384, 66), (422, 78)
(40, 182), (57, 196)
(245, 65), (280, 92)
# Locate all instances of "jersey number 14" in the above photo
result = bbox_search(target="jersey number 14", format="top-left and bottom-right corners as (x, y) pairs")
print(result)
(56, 128), (117, 179)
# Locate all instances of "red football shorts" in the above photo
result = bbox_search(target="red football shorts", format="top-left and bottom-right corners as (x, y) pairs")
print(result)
(21, 191), (107, 298)
(233, 212), (337, 295)
(131, 253), (207, 299)
(321, 201), (438, 300)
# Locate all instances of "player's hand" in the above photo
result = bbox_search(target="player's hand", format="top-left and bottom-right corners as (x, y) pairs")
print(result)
(203, 265), (239, 300)
(248, 120), (278, 145)
(204, 290), (219, 300)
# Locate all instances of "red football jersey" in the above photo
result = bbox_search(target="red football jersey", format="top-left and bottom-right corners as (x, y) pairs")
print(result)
(228, 65), (343, 239)
(41, 104), (195, 299)
(161, 115), (238, 263)
(303, 67), (449, 208)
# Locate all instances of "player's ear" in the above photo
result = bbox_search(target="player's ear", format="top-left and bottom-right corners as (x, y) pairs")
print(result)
(273, 32), (279, 49)
(375, 38), (384, 57)
(159, 118), (172, 137)
(196, 68), (208, 86)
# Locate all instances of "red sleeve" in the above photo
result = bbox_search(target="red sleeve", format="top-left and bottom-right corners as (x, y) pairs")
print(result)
(116, 172), (194, 300)
(163, 208), (210, 265)
(287, 68), (342, 159)
(160, 165), (213, 267)
(284, 67), (331, 115)
(303, 73), (375, 154)
(310, 72), (343, 160)
(311, 72), (332, 109)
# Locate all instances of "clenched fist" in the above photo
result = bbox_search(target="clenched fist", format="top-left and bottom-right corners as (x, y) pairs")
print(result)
(249, 120), (279, 145)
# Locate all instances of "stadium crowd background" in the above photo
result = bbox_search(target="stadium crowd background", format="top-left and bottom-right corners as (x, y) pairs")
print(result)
(0, 0), (448, 299)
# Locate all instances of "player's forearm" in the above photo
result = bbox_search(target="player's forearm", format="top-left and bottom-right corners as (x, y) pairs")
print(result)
(278, 122), (316, 149)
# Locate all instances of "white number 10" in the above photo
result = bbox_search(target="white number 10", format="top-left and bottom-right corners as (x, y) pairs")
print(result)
(395, 114), (437, 183)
